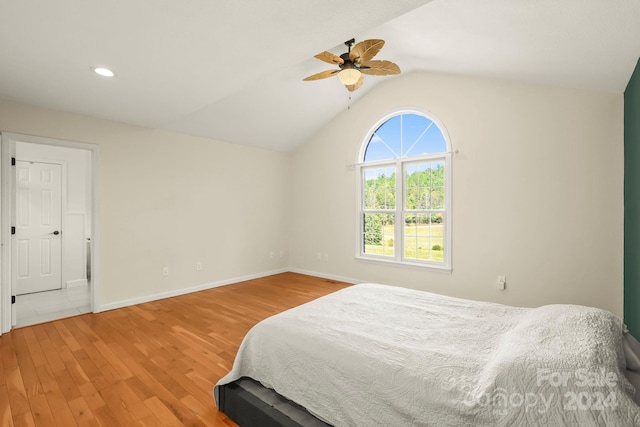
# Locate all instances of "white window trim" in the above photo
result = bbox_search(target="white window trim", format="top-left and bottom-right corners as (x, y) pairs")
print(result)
(355, 111), (452, 272)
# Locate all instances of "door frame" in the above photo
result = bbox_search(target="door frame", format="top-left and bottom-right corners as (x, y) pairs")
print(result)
(0, 132), (101, 334)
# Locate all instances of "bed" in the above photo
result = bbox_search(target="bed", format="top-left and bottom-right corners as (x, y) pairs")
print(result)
(214, 283), (640, 426)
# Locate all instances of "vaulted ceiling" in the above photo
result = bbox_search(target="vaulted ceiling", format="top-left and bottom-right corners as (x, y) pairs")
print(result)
(1, 0), (639, 152)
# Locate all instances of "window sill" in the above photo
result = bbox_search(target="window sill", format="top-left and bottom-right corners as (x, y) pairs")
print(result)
(355, 255), (452, 273)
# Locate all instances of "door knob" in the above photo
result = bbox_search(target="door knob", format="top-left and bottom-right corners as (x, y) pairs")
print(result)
(51, 230), (60, 235)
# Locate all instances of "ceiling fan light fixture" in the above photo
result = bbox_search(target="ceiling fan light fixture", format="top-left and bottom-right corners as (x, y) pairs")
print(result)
(338, 68), (361, 86)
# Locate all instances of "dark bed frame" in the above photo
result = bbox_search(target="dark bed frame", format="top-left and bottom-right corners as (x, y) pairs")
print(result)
(217, 378), (332, 427)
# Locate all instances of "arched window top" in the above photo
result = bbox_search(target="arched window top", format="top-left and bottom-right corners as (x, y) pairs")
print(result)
(363, 112), (448, 162)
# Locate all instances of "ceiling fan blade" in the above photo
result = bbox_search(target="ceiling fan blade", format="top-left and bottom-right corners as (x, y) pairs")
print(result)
(314, 51), (344, 65)
(360, 60), (401, 76)
(303, 69), (340, 81)
(349, 39), (384, 64)
(345, 75), (364, 92)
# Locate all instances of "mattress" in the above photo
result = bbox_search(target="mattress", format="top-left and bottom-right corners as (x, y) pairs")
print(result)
(215, 283), (640, 426)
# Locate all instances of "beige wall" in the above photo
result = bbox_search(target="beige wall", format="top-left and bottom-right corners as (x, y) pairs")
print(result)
(0, 99), (290, 309)
(0, 69), (625, 317)
(289, 71), (624, 315)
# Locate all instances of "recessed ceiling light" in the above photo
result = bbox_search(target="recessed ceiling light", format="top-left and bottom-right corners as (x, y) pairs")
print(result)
(91, 66), (116, 77)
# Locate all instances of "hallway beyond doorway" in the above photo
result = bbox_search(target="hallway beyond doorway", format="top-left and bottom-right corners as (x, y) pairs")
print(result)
(14, 286), (90, 328)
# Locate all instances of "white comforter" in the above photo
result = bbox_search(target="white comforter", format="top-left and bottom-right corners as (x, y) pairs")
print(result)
(215, 283), (640, 426)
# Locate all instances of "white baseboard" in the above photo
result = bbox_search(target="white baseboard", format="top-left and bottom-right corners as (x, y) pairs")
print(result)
(96, 268), (289, 313)
(66, 278), (88, 288)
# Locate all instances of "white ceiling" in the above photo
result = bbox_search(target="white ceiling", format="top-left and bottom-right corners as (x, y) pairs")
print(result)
(1, 0), (639, 152)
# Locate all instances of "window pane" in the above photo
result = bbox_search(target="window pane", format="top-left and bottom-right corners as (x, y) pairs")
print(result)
(405, 163), (432, 209)
(402, 115), (446, 157)
(364, 136), (397, 162)
(418, 188), (431, 209)
(431, 237), (444, 262)
(363, 213), (395, 257)
(431, 161), (445, 186)
(431, 187), (444, 209)
(431, 161), (445, 209)
(407, 121), (447, 156)
(404, 214), (428, 260)
(418, 237), (432, 260)
(406, 187), (419, 210)
(431, 213), (444, 224)
(372, 116), (401, 158)
(406, 161), (446, 210)
(404, 236), (417, 259)
(404, 214), (445, 262)
(363, 167), (396, 209)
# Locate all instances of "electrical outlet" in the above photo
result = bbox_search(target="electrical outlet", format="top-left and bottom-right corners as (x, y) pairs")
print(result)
(270, 251), (275, 259)
(497, 275), (506, 290)
(196, 262), (202, 271)
(163, 267), (169, 276)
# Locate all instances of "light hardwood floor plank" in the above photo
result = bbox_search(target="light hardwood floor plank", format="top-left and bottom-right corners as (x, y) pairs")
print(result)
(0, 272), (350, 426)
(26, 393), (56, 427)
(6, 366), (30, 417)
(12, 411), (35, 427)
(41, 379), (79, 427)
(0, 384), (15, 427)
(66, 396), (99, 426)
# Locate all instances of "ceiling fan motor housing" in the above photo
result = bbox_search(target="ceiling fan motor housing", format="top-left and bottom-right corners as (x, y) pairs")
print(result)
(339, 53), (356, 70)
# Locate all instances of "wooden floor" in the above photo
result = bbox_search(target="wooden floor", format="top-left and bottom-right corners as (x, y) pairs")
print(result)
(0, 272), (351, 426)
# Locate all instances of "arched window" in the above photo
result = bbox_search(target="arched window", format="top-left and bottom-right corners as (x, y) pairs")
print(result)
(357, 111), (452, 269)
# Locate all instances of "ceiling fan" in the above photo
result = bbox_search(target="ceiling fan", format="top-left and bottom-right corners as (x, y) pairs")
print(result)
(303, 38), (401, 92)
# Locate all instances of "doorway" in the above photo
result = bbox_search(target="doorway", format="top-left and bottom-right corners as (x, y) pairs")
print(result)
(1, 133), (100, 332)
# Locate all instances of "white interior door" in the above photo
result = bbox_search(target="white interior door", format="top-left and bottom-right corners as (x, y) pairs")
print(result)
(13, 160), (62, 295)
